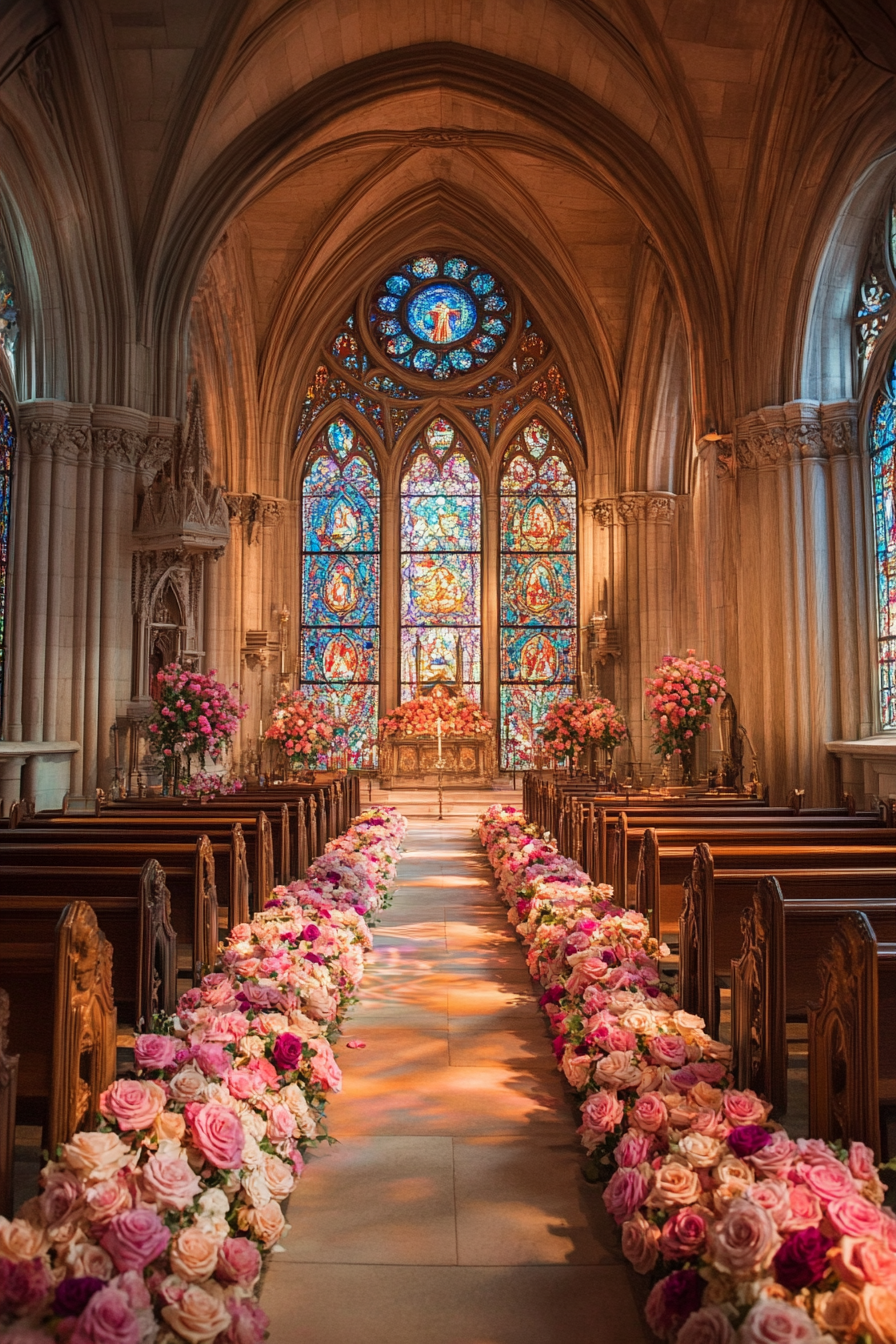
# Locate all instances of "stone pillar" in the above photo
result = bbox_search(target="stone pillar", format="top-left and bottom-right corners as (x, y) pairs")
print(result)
(482, 488), (499, 722)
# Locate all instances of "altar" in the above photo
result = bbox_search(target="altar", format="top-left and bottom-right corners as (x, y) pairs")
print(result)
(378, 732), (496, 788)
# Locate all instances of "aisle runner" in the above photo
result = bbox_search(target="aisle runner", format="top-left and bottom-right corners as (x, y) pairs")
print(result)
(261, 789), (646, 1344)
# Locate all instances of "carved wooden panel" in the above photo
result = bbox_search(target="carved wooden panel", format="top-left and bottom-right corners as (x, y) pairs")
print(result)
(228, 822), (250, 928)
(808, 911), (880, 1156)
(256, 810), (275, 910)
(730, 876), (787, 1113)
(137, 858), (177, 1028)
(192, 835), (219, 984)
(0, 987), (19, 1218)
(48, 901), (117, 1153)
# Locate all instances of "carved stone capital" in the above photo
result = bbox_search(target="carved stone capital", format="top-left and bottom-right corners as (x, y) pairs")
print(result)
(225, 493), (287, 544)
(615, 493), (647, 523)
(735, 402), (859, 470)
(614, 492), (676, 524)
(93, 426), (146, 467)
(591, 499), (615, 527)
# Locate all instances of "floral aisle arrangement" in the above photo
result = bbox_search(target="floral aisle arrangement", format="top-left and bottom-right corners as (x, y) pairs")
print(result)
(264, 690), (344, 771)
(0, 807), (407, 1344)
(179, 772), (246, 799)
(478, 804), (896, 1344)
(536, 696), (628, 762)
(644, 651), (726, 764)
(148, 665), (248, 782)
(379, 685), (493, 738)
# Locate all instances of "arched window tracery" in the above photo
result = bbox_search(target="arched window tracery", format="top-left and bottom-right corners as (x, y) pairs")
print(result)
(870, 353), (896, 728)
(400, 417), (481, 699)
(0, 396), (13, 725)
(299, 416), (381, 765)
(499, 416), (577, 766)
(855, 188), (896, 381)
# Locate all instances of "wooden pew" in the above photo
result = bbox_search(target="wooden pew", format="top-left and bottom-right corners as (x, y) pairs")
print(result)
(0, 901), (116, 1155)
(807, 911), (896, 1158)
(729, 876), (896, 1113)
(43, 810), (270, 911)
(613, 811), (883, 900)
(0, 828), (246, 931)
(0, 858), (177, 1029)
(0, 987), (17, 1217)
(637, 829), (896, 943)
(0, 834), (219, 990)
(678, 841), (896, 1034)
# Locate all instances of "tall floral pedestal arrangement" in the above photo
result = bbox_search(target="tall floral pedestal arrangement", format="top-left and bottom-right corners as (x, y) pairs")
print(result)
(644, 650), (726, 785)
(264, 689), (345, 780)
(536, 695), (628, 772)
(147, 664), (248, 794)
(378, 687), (496, 787)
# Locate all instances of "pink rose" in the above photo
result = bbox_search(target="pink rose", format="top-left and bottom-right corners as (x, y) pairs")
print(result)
(192, 1042), (232, 1077)
(98, 1079), (166, 1132)
(860, 1283), (896, 1344)
(614, 1131), (653, 1168)
(621, 1213), (660, 1273)
(648, 1035), (688, 1069)
(266, 1104), (296, 1144)
(109, 1271), (151, 1312)
(578, 1089), (624, 1140)
(824, 1193), (884, 1239)
(658, 1207), (710, 1260)
(216, 1237), (262, 1288)
(161, 1285), (231, 1344)
(646, 1162), (702, 1211)
(70, 1287), (140, 1344)
(831, 1236), (896, 1288)
(308, 1039), (342, 1091)
(707, 1198), (780, 1279)
(798, 1160), (858, 1206)
(101, 1209), (170, 1272)
(141, 1153), (203, 1211)
(738, 1298), (823, 1343)
(84, 1176), (133, 1226)
(133, 1034), (179, 1072)
(603, 1167), (648, 1224)
(187, 1102), (245, 1170)
(778, 1184), (824, 1233)
(631, 1093), (667, 1134)
(847, 1141), (878, 1184)
(677, 1307), (736, 1344)
(748, 1131), (796, 1177)
(721, 1089), (771, 1126)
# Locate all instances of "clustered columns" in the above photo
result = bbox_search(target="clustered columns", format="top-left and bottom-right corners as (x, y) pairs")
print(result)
(733, 401), (869, 804)
(3, 403), (175, 804)
(589, 492), (679, 766)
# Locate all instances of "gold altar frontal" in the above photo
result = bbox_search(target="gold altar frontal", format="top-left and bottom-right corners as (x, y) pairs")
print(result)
(378, 734), (496, 787)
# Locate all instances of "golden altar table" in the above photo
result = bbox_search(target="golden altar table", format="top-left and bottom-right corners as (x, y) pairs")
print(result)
(378, 733), (496, 788)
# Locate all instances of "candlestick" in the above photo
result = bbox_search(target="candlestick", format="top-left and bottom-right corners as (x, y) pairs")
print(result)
(436, 715), (442, 757)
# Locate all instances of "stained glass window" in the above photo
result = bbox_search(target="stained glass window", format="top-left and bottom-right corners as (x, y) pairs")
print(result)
(0, 397), (13, 723)
(300, 417), (380, 765)
(499, 417), (577, 766)
(871, 355), (896, 727)
(855, 194), (896, 380)
(400, 417), (481, 699)
(370, 254), (512, 380)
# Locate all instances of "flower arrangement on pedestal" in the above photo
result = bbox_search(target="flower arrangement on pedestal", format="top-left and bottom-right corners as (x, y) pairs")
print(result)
(536, 696), (628, 763)
(265, 689), (344, 773)
(147, 664), (248, 790)
(379, 685), (494, 738)
(644, 651), (726, 784)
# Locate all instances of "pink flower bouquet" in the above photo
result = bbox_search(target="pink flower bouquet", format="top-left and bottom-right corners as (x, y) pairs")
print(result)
(644, 650), (726, 758)
(265, 689), (345, 769)
(379, 685), (494, 738)
(537, 695), (628, 762)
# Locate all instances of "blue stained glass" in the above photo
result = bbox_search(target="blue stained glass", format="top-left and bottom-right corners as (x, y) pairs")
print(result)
(370, 254), (512, 380)
(499, 417), (577, 766)
(301, 419), (380, 763)
(391, 405), (422, 439)
(400, 418), (482, 698)
(0, 397), (13, 721)
(871, 356), (896, 726)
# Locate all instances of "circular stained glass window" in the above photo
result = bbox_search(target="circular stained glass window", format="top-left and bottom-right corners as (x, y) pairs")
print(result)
(369, 253), (512, 380)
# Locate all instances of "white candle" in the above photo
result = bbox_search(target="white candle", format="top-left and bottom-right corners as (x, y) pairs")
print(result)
(437, 715), (442, 757)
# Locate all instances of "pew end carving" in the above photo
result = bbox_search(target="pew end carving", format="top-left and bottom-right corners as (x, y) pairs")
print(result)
(137, 859), (177, 1029)
(0, 988), (19, 1218)
(193, 835), (219, 983)
(730, 876), (787, 1114)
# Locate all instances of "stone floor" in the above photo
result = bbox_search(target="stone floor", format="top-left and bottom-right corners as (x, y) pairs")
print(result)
(260, 786), (647, 1344)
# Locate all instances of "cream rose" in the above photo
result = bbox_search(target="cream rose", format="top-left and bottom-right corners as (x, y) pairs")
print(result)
(169, 1227), (220, 1282)
(679, 1132), (723, 1169)
(238, 1200), (286, 1248)
(241, 1168), (273, 1209)
(645, 1160), (702, 1210)
(168, 1063), (209, 1103)
(0, 1215), (50, 1261)
(707, 1197), (780, 1279)
(161, 1284), (231, 1343)
(262, 1155), (296, 1200)
(61, 1131), (131, 1183)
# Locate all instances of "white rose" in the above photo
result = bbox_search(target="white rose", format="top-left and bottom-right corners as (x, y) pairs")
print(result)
(197, 1188), (230, 1218)
(241, 1168), (273, 1209)
(242, 1035), (267, 1059)
(239, 1110), (267, 1141)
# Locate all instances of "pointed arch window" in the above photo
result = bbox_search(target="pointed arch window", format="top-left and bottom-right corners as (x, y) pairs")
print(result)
(400, 417), (481, 699)
(300, 416), (380, 765)
(0, 397), (12, 724)
(870, 355), (896, 727)
(855, 189), (896, 380)
(499, 416), (577, 766)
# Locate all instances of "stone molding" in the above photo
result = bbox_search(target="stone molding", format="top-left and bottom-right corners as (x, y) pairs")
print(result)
(16, 402), (180, 474)
(735, 401), (858, 470)
(591, 492), (677, 525)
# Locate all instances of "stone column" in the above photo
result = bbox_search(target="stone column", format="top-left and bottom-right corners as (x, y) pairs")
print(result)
(482, 488), (499, 722)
